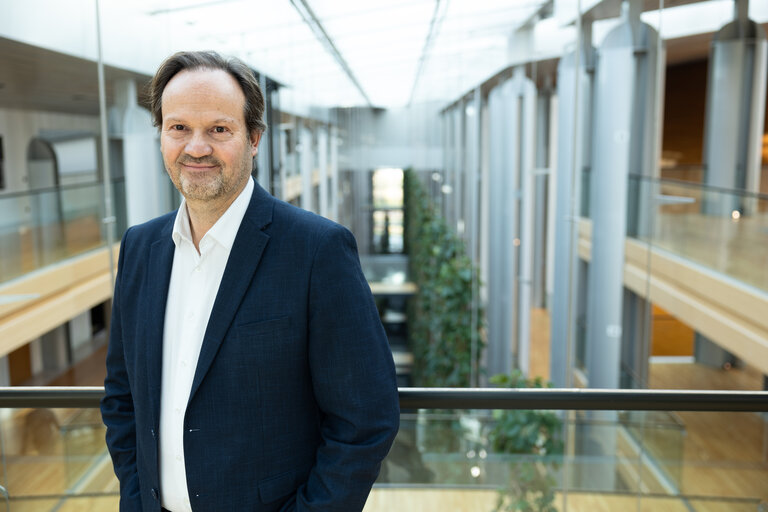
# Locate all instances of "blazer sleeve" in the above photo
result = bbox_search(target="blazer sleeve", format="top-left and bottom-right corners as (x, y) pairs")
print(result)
(100, 228), (143, 511)
(292, 223), (400, 511)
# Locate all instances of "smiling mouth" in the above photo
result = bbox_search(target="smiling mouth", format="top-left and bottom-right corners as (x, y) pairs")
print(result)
(182, 163), (217, 169)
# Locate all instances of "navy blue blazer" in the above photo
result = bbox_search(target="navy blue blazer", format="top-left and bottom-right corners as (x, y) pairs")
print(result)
(101, 180), (400, 511)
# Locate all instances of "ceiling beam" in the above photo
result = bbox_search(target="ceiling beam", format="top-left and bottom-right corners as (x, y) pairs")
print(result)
(289, 0), (373, 108)
(409, 0), (449, 106)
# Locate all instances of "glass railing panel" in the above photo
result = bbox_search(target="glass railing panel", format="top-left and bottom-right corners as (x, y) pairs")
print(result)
(647, 177), (768, 293)
(671, 410), (767, 501)
(620, 409), (685, 491)
(0, 183), (107, 285)
(365, 490), (764, 511)
(8, 495), (117, 511)
(0, 399), (764, 511)
(374, 408), (768, 511)
(0, 407), (117, 504)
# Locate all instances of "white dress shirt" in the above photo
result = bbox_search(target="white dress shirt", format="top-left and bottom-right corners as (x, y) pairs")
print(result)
(159, 178), (254, 512)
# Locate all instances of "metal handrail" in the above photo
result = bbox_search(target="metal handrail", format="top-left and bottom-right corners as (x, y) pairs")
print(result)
(1, 387), (766, 412)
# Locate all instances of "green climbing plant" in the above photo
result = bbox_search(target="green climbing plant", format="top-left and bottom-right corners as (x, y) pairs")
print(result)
(404, 169), (484, 387)
(488, 371), (564, 512)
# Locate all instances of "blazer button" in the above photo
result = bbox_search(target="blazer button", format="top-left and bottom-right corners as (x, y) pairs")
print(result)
(150, 428), (156, 439)
(151, 488), (159, 500)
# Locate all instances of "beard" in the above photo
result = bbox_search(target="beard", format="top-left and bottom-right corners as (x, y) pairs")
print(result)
(169, 153), (252, 202)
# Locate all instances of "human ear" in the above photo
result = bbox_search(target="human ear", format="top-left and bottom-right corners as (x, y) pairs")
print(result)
(250, 131), (263, 156)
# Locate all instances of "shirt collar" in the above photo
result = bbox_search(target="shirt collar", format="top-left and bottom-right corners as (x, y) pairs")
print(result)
(171, 177), (254, 252)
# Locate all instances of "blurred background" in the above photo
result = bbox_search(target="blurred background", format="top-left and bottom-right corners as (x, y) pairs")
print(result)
(0, 0), (767, 510)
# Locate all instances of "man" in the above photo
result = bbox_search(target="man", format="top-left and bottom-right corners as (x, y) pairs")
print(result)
(101, 51), (400, 512)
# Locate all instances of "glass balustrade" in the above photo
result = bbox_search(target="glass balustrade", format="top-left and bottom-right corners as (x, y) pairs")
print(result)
(0, 184), (103, 285)
(0, 400), (764, 511)
(0, 179), (127, 287)
(580, 173), (768, 296)
(648, 177), (768, 294)
(0, 407), (117, 510)
(371, 407), (766, 511)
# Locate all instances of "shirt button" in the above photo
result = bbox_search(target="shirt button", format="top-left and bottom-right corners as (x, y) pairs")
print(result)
(195, 266), (201, 272)
(176, 455), (182, 462)
(175, 408), (181, 414)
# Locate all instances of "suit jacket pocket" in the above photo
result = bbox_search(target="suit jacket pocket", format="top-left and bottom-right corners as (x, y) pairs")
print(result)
(235, 316), (290, 338)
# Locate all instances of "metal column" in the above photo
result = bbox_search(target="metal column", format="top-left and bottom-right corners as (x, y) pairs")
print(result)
(581, 0), (661, 490)
(586, 0), (660, 392)
(697, 0), (767, 367)
(703, 0), (767, 216)
(511, 67), (537, 378)
(487, 83), (514, 379)
(532, 85), (552, 309)
(486, 67), (537, 378)
(550, 29), (594, 387)
(467, 87), (482, 387)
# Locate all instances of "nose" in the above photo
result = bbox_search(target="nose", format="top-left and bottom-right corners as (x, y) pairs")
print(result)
(184, 132), (212, 158)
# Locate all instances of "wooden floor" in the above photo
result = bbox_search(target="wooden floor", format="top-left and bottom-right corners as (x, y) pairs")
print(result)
(365, 489), (761, 512)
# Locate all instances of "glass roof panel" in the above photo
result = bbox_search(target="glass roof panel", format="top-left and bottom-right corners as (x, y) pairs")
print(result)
(120, 0), (549, 108)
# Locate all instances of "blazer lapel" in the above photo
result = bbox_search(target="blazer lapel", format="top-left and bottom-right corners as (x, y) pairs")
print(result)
(188, 182), (274, 403)
(145, 221), (176, 427)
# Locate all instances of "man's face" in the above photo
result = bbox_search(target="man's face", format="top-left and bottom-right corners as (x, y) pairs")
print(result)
(159, 68), (261, 205)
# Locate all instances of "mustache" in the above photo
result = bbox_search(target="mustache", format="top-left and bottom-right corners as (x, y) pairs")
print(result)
(178, 155), (222, 166)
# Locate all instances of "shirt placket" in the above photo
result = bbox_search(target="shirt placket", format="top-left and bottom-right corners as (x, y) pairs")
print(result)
(177, 246), (206, 480)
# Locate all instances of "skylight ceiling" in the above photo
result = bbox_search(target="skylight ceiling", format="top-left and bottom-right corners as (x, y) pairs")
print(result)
(125, 0), (548, 108)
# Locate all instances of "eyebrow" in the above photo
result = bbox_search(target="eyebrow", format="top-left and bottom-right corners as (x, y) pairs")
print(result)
(163, 117), (238, 125)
